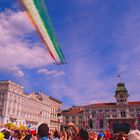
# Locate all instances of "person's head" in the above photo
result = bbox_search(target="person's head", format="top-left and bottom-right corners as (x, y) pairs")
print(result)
(74, 128), (89, 140)
(38, 123), (49, 138)
(14, 130), (22, 139)
(3, 130), (10, 139)
(128, 130), (140, 140)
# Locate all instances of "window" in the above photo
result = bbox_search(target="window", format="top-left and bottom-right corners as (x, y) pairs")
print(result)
(66, 121), (69, 124)
(72, 116), (75, 119)
(72, 121), (75, 124)
(121, 111), (126, 117)
(92, 111), (96, 117)
(130, 114), (134, 117)
(98, 109), (103, 112)
(105, 109), (110, 112)
(0, 109), (2, 114)
(79, 121), (82, 125)
(105, 114), (110, 118)
(113, 115), (116, 118)
(8, 109), (10, 114)
(129, 109), (134, 112)
(66, 116), (69, 119)
(0, 94), (4, 98)
(120, 99), (124, 103)
(100, 119), (104, 128)
(112, 109), (116, 112)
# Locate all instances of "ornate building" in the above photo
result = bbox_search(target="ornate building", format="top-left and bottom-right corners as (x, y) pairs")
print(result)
(62, 82), (140, 132)
(0, 80), (62, 131)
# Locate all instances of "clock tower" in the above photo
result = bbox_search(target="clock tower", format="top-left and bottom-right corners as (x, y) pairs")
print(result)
(114, 82), (129, 105)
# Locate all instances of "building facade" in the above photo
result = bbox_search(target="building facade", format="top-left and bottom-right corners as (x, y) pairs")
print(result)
(49, 96), (63, 131)
(0, 80), (62, 131)
(62, 82), (140, 132)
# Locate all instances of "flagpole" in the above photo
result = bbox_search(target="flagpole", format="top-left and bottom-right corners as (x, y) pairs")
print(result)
(117, 74), (121, 83)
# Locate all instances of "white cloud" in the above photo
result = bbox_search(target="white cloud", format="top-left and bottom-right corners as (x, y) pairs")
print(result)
(10, 66), (24, 77)
(0, 9), (34, 39)
(0, 9), (53, 77)
(38, 69), (65, 76)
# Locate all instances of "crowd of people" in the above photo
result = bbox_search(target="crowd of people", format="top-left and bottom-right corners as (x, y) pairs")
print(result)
(0, 122), (140, 140)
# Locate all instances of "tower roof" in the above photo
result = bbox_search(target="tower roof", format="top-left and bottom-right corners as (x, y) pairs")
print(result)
(115, 82), (128, 96)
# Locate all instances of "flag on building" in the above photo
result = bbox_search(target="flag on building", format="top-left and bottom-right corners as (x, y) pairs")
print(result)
(117, 74), (120, 78)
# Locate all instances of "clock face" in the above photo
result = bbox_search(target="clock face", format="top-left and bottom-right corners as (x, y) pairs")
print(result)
(120, 93), (124, 98)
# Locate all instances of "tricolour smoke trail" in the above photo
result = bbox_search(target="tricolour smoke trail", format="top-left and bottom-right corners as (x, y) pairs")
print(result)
(21, 0), (65, 64)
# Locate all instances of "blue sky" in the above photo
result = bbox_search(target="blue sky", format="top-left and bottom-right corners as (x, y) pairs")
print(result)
(0, 0), (140, 108)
